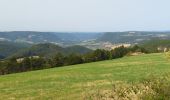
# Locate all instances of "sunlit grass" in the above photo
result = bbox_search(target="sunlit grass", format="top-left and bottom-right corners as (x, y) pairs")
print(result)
(0, 53), (170, 99)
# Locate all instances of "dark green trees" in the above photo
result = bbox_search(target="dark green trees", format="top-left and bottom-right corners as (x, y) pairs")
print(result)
(111, 46), (128, 59)
(65, 54), (83, 65)
(0, 45), (148, 75)
(49, 53), (64, 67)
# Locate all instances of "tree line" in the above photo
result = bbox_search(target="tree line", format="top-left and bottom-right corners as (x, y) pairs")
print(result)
(0, 45), (147, 75)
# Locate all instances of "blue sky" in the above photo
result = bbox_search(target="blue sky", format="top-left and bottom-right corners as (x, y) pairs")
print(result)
(0, 0), (169, 32)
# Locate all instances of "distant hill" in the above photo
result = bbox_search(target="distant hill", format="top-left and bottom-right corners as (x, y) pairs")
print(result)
(54, 32), (102, 42)
(0, 41), (31, 59)
(1, 31), (170, 45)
(97, 31), (170, 43)
(64, 45), (93, 54)
(0, 31), (61, 43)
(11, 43), (92, 58)
(0, 31), (102, 45)
(140, 39), (170, 52)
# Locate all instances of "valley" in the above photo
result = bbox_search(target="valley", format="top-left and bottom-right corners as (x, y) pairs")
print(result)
(1, 31), (170, 59)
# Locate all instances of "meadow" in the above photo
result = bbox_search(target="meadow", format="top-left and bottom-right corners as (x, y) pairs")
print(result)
(0, 53), (170, 100)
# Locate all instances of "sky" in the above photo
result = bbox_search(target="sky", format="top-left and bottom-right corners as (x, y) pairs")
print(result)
(0, 0), (169, 32)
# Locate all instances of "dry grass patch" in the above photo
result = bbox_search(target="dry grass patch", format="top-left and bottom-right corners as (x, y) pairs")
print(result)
(84, 74), (170, 100)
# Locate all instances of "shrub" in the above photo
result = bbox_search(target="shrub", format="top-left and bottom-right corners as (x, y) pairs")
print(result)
(85, 74), (170, 100)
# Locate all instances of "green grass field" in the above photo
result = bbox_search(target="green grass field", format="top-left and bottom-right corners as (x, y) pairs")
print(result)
(0, 53), (170, 100)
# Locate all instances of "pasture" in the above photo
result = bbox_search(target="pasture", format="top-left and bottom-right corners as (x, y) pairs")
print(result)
(0, 53), (170, 99)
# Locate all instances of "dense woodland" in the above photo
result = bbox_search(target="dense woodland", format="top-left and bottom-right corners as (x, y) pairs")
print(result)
(0, 45), (147, 75)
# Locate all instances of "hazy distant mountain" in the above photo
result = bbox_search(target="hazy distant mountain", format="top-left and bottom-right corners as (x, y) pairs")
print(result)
(97, 31), (170, 43)
(0, 31), (102, 45)
(0, 31), (61, 43)
(54, 32), (102, 41)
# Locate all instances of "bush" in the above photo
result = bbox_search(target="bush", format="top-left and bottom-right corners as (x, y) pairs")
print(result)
(85, 74), (170, 100)
(142, 74), (170, 100)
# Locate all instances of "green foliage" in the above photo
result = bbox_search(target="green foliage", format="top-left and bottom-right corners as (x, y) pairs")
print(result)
(0, 57), (47, 74)
(140, 39), (170, 53)
(111, 46), (128, 58)
(48, 53), (64, 67)
(11, 43), (92, 58)
(0, 41), (31, 59)
(64, 45), (93, 54)
(21, 57), (31, 71)
(93, 49), (111, 61)
(64, 54), (83, 65)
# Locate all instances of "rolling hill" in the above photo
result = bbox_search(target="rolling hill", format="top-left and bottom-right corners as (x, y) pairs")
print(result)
(0, 31), (61, 43)
(97, 31), (170, 43)
(0, 31), (102, 45)
(140, 39), (170, 52)
(11, 43), (92, 58)
(0, 41), (31, 59)
(0, 53), (169, 99)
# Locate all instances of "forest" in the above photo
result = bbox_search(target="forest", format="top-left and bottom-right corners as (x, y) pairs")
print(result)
(0, 45), (147, 75)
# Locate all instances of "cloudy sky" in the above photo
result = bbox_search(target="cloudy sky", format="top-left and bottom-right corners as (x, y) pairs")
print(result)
(0, 0), (169, 32)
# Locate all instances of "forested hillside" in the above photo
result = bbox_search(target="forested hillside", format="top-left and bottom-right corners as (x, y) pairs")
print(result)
(97, 31), (170, 43)
(11, 43), (92, 58)
(0, 31), (102, 44)
(140, 39), (170, 52)
(0, 41), (31, 59)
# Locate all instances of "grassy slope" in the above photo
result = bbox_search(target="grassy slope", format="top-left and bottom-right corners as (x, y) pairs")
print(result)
(0, 53), (170, 99)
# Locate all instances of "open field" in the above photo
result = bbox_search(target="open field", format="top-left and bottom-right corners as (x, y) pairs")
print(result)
(0, 53), (170, 99)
